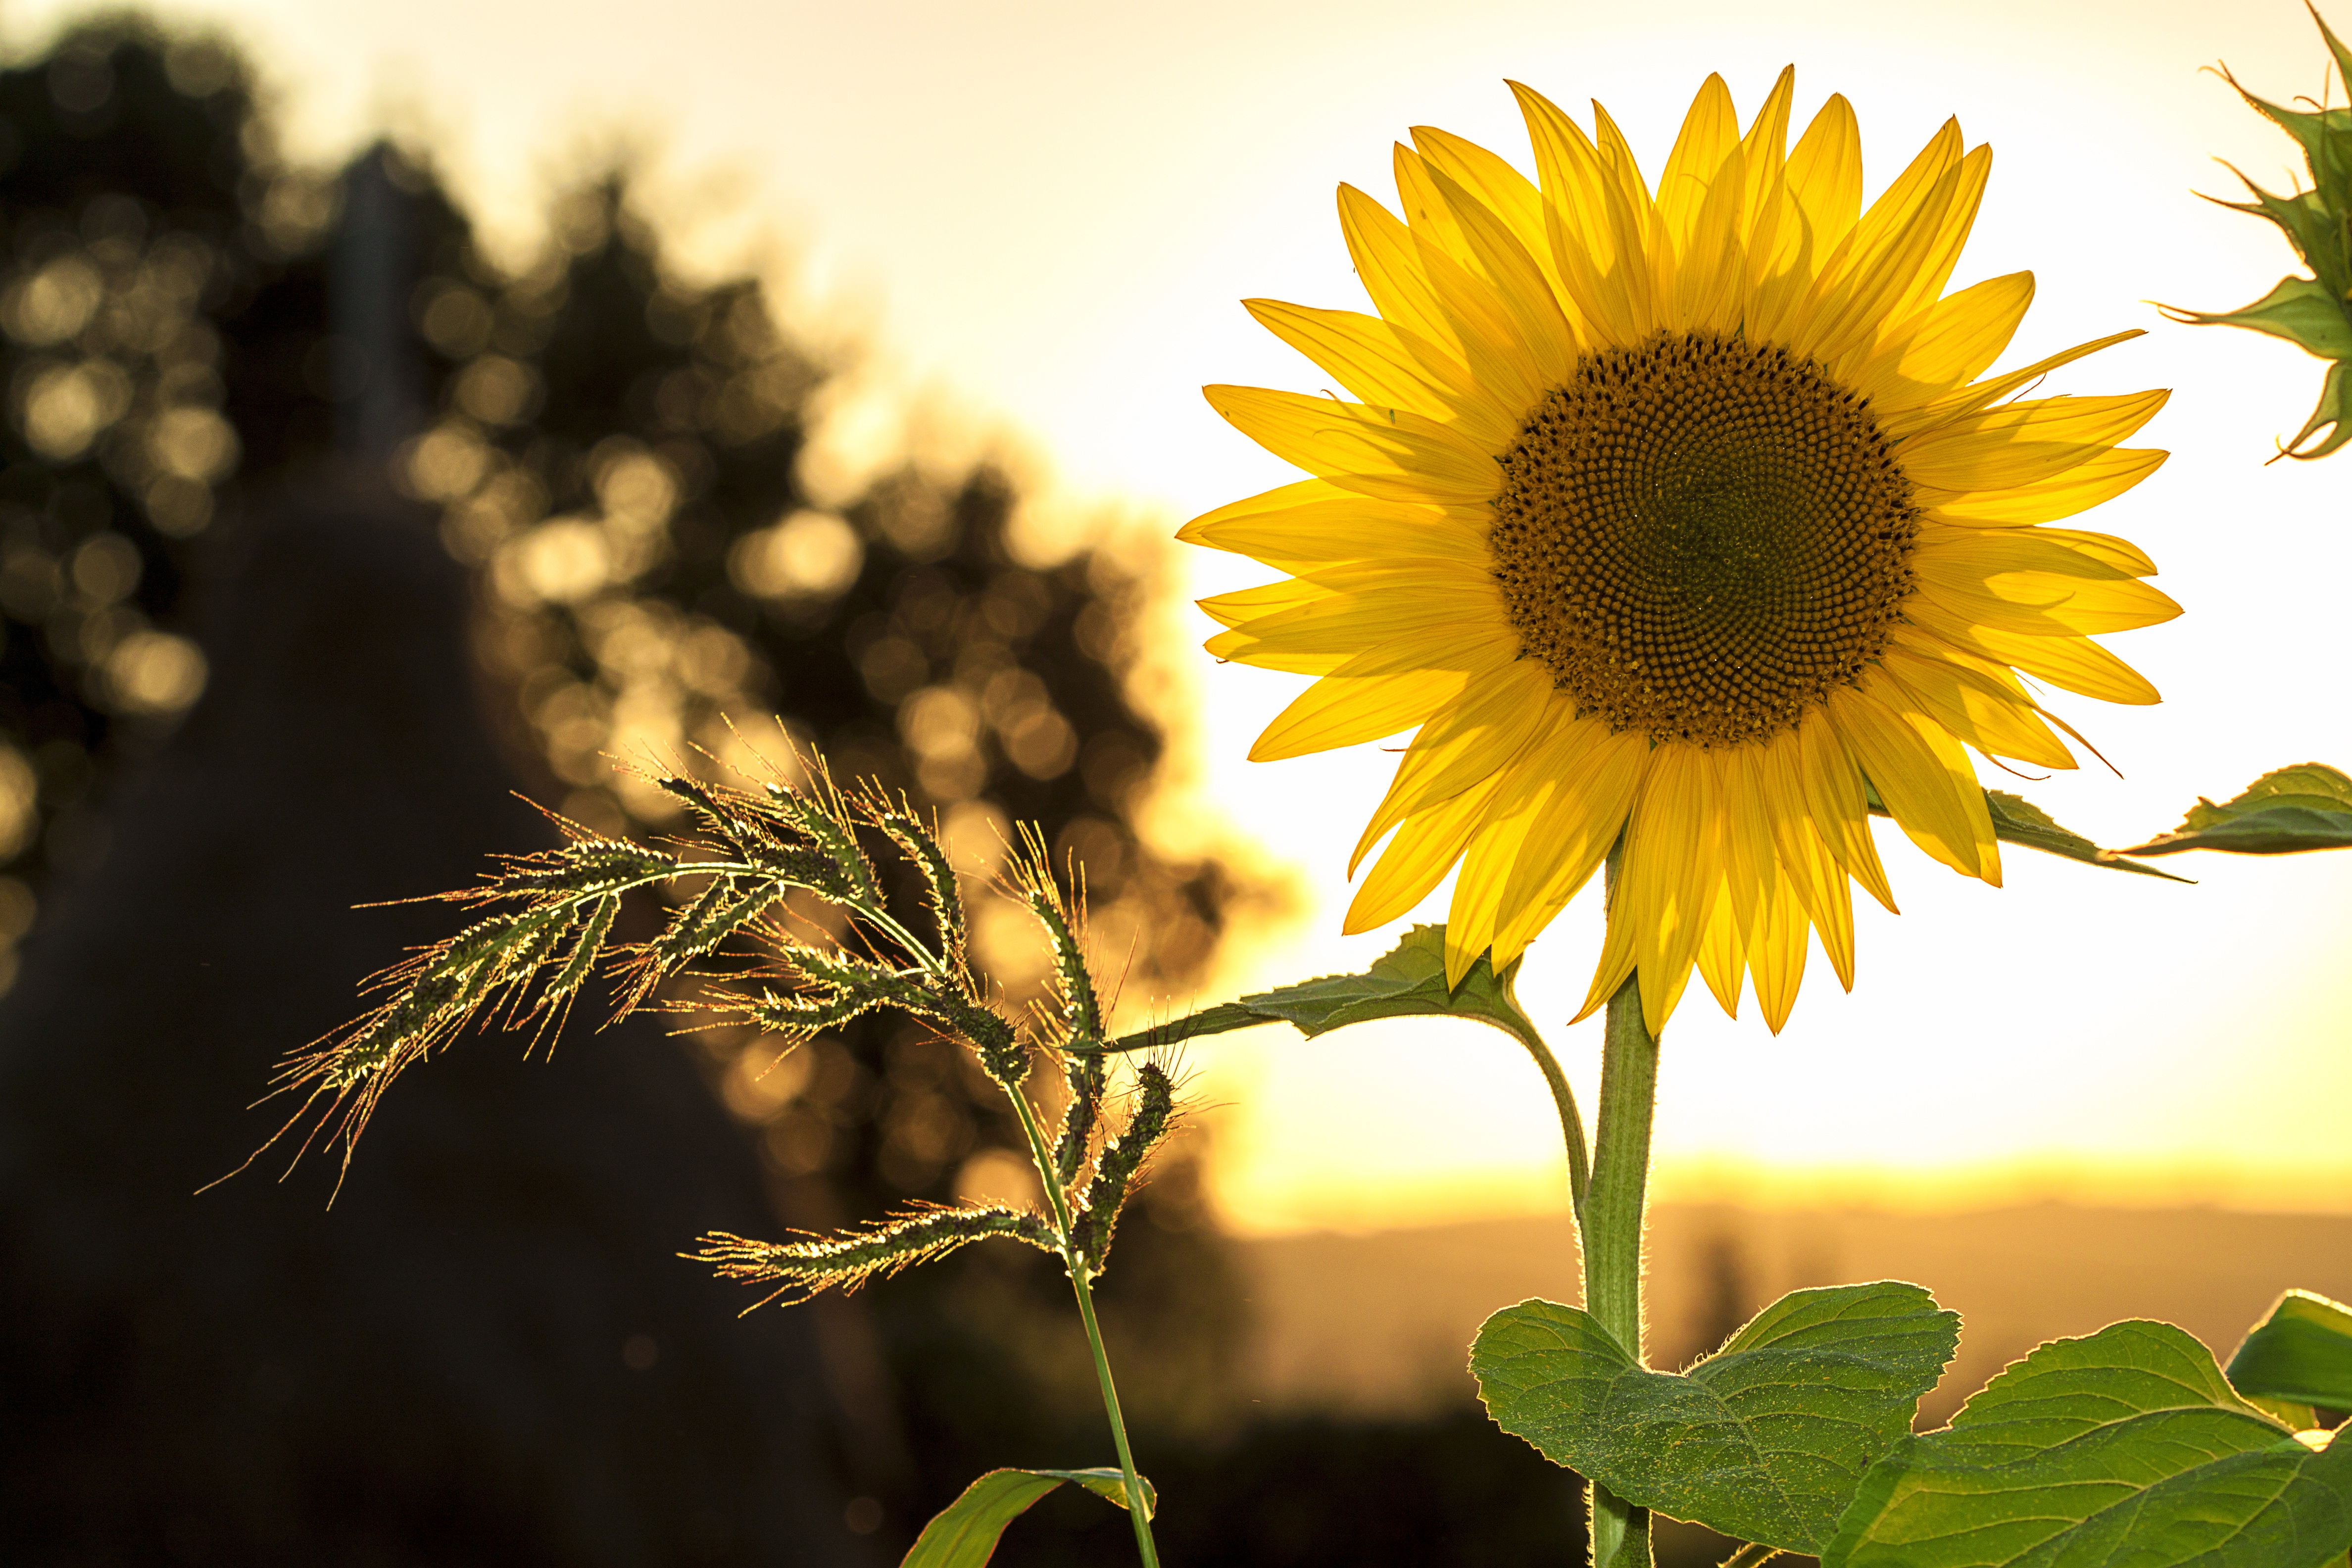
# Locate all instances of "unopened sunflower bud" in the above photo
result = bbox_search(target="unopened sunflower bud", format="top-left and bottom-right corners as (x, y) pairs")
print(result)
(693, 1204), (1058, 1307)
(1078, 1063), (1175, 1272)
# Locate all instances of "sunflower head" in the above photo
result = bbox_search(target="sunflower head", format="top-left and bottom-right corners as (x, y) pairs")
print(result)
(1184, 69), (2175, 1034)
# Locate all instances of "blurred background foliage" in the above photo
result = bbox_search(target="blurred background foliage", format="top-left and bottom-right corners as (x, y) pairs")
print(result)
(0, 12), (1750, 1566)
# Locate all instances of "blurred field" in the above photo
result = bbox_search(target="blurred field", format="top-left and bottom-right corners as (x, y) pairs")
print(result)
(1234, 1202), (2352, 1425)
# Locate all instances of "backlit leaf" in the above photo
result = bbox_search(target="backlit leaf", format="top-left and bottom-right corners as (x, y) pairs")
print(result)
(902, 1467), (1155, 1568)
(1981, 788), (2191, 882)
(2230, 1290), (2352, 1413)
(1109, 924), (1540, 1052)
(1473, 1282), (1960, 1553)
(2123, 763), (2352, 856)
(1823, 1319), (2352, 1568)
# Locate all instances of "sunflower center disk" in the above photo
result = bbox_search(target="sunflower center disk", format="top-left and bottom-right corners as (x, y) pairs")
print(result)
(1489, 331), (1919, 748)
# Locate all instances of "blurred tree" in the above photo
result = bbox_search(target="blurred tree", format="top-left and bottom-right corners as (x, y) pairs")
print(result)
(0, 18), (480, 982)
(0, 12), (1268, 1558)
(386, 170), (1266, 1529)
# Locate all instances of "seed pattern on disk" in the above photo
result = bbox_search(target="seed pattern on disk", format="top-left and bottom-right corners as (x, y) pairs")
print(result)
(1489, 331), (1920, 747)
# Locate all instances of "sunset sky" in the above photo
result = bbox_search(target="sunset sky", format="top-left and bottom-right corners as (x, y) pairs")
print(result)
(21, 0), (2352, 1232)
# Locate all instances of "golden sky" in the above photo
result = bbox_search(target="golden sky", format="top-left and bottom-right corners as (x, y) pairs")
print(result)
(27, 0), (2352, 1231)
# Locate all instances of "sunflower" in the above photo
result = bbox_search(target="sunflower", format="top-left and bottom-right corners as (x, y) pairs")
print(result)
(1183, 69), (2176, 1034)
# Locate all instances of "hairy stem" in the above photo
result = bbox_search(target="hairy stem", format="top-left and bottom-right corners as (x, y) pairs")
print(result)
(1583, 855), (1661, 1568)
(1008, 1087), (1160, 1567)
(1719, 1544), (1783, 1568)
(1517, 1030), (1591, 1220)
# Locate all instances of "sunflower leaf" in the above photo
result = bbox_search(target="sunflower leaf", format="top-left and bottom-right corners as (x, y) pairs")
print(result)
(1821, 1319), (2352, 1568)
(1106, 924), (1540, 1052)
(1980, 789), (2193, 882)
(1471, 1282), (1959, 1554)
(2121, 763), (2352, 855)
(2229, 1290), (2352, 1413)
(903, 1467), (1155, 1568)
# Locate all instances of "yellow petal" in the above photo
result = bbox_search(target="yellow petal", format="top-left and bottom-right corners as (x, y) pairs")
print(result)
(1851, 270), (2033, 408)
(1749, 873), (1810, 1033)
(1802, 146), (1988, 369)
(1899, 597), (2161, 705)
(1393, 142), (1473, 264)
(1410, 124), (1551, 270)
(1918, 447), (2168, 527)
(1346, 771), (1505, 931)
(1490, 723), (1650, 968)
(1694, 883), (1748, 1018)
(1251, 665), (1479, 762)
(1622, 744), (1722, 1031)
(1880, 330), (2144, 441)
(1327, 624), (1525, 679)
(1782, 93), (1862, 256)
(1204, 384), (1503, 501)
(1737, 66), (1797, 220)
(1242, 298), (1484, 430)
(1510, 80), (1642, 346)
(1445, 739), (1580, 982)
(1422, 159), (1580, 381)
(1337, 182), (1465, 357)
(1657, 73), (1741, 255)
(1183, 495), (1489, 571)
(1205, 580), (1503, 659)
(1198, 576), (1330, 630)
(1898, 390), (2170, 491)
(1877, 644), (2076, 770)
(1797, 710), (1897, 913)
(1351, 659), (1565, 869)
(1829, 683), (1998, 883)
(1761, 729), (1860, 989)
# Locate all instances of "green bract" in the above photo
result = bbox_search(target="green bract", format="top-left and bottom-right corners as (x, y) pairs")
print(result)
(2167, 8), (2352, 457)
(1471, 1282), (1959, 1553)
(1824, 1320), (2352, 1568)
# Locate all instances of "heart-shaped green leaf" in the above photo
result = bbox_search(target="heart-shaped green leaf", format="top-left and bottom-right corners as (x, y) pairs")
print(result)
(2123, 764), (2352, 856)
(1823, 1319), (2352, 1568)
(1472, 1282), (1959, 1553)
(2230, 1290), (2352, 1413)
(902, 1467), (1154, 1568)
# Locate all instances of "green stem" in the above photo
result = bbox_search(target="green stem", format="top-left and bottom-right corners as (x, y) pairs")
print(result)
(1516, 1029), (1591, 1220)
(1582, 856), (1661, 1568)
(1068, 1258), (1161, 1568)
(1007, 1088), (1161, 1567)
(1719, 1544), (1782, 1568)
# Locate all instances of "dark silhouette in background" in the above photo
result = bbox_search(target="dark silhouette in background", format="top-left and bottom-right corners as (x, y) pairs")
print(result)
(0, 16), (1748, 1567)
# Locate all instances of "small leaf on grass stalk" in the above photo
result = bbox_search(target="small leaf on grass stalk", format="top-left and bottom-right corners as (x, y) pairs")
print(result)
(2123, 763), (2352, 856)
(1822, 1319), (2352, 1568)
(1472, 1282), (1958, 1554)
(1111, 925), (1542, 1053)
(902, 1467), (1155, 1568)
(2230, 1289), (2352, 1413)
